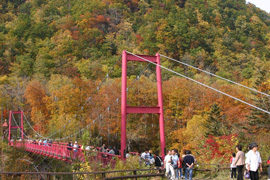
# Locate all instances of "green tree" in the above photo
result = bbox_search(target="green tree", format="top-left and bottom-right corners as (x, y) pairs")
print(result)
(248, 71), (270, 132)
(10, 54), (34, 77)
(204, 103), (224, 137)
(12, 14), (31, 39)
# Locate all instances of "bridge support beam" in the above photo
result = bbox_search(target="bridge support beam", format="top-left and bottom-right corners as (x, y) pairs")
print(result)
(156, 53), (166, 160)
(8, 111), (24, 142)
(121, 50), (127, 160)
(121, 50), (166, 160)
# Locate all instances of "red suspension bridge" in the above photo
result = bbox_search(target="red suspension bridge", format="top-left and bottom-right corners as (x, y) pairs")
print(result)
(7, 50), (167, 165)
(5, 50), (270, 167)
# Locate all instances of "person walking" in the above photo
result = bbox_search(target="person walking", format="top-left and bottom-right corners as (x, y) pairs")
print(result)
(125, 150), (130, 158)
(108, 147), (115, 155)
(113, 146), (120, 155)
(73, 141), (79, 159)
(100, 144), (106, 152)
(233, 145), (245, 180)
(245, 142), (262, 180)
(154, 152), (163, 168)
(182, 150), (187, 178)
(171, 149), (180, 180)
(164, 150), (172, 178)
(267, 156), (270, 180)
(67, 141), (73, 151)
(230, 152), (237, 179)
(43, 139), (47, 146)
(141, 149), (150, 166)
(183, 150), (195, 180)
(149, 150), (155, 165)
(177, 151), (184, 179)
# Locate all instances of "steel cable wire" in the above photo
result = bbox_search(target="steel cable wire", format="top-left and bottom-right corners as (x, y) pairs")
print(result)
(47, 55), (122, 139)
(127, 51), (270, 115)
(21, 56), (122, 140)
(160, 54), (270, 97)
(52, 62), (151, 141)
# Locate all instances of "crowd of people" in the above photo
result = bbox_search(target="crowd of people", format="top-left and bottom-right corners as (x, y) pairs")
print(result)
(230, 142), (270, 180)
(17, 139), (270, 179)
(140, 148), (196, 180)
(99, 144), (120, 155)
(163, 149), (196, 180)
(138, 143), (270, 180)
(25, 139), (53, 146)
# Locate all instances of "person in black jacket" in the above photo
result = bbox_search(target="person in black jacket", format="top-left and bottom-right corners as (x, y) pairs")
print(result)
(183, 150), (195, 180)
(154, 152), (163, 168)
(113, 146), (120, 155)
(67, 141), (72, 151)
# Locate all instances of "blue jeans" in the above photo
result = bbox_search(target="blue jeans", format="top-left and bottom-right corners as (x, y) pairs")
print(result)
(185, 167), (193, 180)
(176, 168), (183, 178)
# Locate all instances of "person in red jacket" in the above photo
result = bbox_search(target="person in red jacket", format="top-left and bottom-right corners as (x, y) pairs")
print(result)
(267, 156), (270, 180)
(177, 154), (184, 179)
(175, 149), (184, 179)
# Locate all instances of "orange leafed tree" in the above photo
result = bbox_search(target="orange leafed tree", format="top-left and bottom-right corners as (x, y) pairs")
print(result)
(24, 81), (49, 134)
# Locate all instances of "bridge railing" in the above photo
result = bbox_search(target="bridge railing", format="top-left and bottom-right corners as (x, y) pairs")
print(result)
(9, 140), (121, 166)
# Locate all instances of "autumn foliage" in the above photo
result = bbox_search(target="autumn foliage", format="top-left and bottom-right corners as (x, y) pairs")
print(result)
(1, 0), (270, 166)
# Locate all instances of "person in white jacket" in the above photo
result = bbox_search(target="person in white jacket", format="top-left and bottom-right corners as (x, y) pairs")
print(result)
(164, 150), (173, 178)
(230, 153), (237, 179)
(245, 142), (262, 180)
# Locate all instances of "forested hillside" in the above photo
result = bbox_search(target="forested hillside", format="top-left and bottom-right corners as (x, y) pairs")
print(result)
(1, 0), (270, 165)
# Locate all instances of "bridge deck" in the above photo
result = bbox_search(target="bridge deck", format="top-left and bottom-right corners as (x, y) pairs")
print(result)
(10, 141), (121, 166)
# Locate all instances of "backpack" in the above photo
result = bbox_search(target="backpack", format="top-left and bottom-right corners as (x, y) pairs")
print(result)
(157, 156), (164, 166)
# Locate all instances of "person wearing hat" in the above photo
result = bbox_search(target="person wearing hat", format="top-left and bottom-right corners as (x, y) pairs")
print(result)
(233, 145), (245, 180)
(73, 141), (79, 152)
(245, 142), (262, 180)
(72, 141), (79, 159)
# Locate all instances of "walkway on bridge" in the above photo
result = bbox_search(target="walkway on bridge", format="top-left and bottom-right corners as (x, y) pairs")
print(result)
(10, 140), (122, 166)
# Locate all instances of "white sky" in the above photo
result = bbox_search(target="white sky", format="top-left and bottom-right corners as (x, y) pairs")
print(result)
(246, 0), (270, 13)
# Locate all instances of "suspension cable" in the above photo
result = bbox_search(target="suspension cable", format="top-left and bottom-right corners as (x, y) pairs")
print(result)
(127, 51), (270, 115)
(10, 114), (35, 158)
(160, 54), (270, 97)
(51, 87), (120, 141)
(11, 113), (28, 138)
(51, 61), (151, 141)
(23, 113), (46, 139)
(44, 55), (122, 139)
(21, 55), (150, 141)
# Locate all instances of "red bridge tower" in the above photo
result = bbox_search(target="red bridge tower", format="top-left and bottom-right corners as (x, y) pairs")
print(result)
(121, 50), (166, 160)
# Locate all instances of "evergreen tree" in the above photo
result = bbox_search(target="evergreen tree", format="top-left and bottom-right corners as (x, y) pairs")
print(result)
(204, 103), (224, 137)
(247, 71), (270, 132)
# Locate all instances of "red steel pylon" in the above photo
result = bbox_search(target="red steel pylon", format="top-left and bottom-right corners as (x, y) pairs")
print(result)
(8, 111), (24, 142)
(121, 50), (166, 160)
